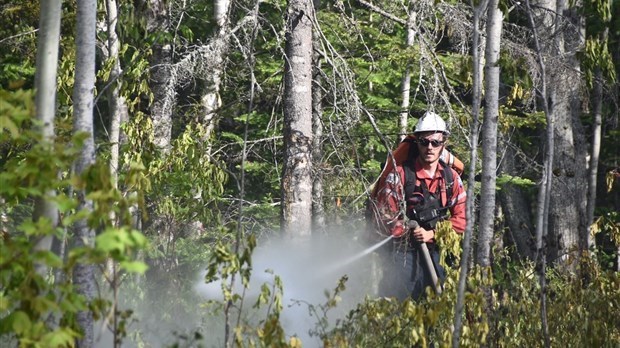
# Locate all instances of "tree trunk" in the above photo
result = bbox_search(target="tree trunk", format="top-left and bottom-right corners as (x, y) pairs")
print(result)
(498, 138), (536, 260)
(72, 0), (98, 345)
(312, 22), (325, 232)
(398, 6), (415, 142)
(476, 0), (502, 268)
(545, 0), (587, 265)
(105, 0), (127, 192)
(32, 0), (62, 276)
(586, 68), (603, 251)
(201, 0), (231, 155)
(452, 1), (487, 346)
(144, 0), (173, 153)
(526, 0), (554, 344)
(585, 29), (608, 254)
(281, 0), (314, 237)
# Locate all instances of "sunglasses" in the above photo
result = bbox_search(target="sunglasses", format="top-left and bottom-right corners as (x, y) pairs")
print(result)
(417, 138), (445, 147)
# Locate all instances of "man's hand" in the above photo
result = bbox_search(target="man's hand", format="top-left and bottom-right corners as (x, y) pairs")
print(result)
(412, 226), (435, 242)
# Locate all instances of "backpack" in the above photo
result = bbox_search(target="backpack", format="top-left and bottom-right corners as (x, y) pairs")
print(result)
(365, 136), (462, 239)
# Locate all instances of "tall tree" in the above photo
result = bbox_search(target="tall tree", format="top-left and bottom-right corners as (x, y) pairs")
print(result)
(104, 0), (127, 193)
(452, 0), (487, 345)
(142, 0), (173, 153)
(281, 0), (314, 237)
(476, 2), (503, 343)
(584, 0), (615, 252)
(525, 0), (554, 344)
(476, 0), (503, 267)
(72, 0), (98, 345)
(312, 11), (325, 231)
(201, 0), (231, 154)
(543, 0), (588, 264)
(32, 0), (62, 276)
(398, 3), (415, 142)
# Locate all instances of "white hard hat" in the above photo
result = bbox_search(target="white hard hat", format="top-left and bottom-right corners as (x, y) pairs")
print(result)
(414, 111), (450, 135)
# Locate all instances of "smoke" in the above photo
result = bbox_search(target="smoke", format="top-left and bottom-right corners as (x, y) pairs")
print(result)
(194, 230), (383, 347)
(94, 227), (386, 347)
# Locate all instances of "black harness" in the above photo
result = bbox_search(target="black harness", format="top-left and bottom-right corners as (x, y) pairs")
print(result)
(402, 141), (454, 230)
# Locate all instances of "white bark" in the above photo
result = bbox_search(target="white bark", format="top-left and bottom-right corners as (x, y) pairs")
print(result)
(105, 0), (127, 191)
(452, 1), (487, 345)
(201, 0), (232, 154)
(586, 40), (606, 250)
(398, 7), (415, 142)
(215, 0), (231, 27)
(144, 0), (173, 153)
(526, 0), (554, 344)
(32, 0), (62, 275)
(281, 0), (314, 237)
(72, 0), (98, 345)
(477, 0), (503, 267)
(312, 25), (325, 231)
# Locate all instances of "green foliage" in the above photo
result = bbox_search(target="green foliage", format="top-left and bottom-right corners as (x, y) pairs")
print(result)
(592, 209), (620, 247)
(315, 267), (489, 347)
(0, 89), (35, 140)
(139, 123), (228, 236)
(581, 38), (616, 87)
(494, 262), (620, 347)
(580, 0), (617, 87)
(0, 102), (149, 345)
(496, 174), (536, 191)
(306, 256), (619, 347)
(0, 1), (38, 88)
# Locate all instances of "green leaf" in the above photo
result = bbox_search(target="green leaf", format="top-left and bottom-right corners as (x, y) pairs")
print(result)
(0, 115), (20, 138)
(119, 260), (148, 274)
(129, 230), (148, 248)
(33, 250), (63, 268)
(10, 311), (31, 335)
(0, 295), (8, 311)
(41, 327), (80, 347)
(52, 194), (78, 213)
(95, 229), (125, 253)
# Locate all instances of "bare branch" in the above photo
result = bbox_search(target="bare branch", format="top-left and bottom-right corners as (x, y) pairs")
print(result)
(355, 0), (406, 25)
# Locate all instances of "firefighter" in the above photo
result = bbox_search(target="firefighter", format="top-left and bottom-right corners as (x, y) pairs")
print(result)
(375, 111), (466, 300)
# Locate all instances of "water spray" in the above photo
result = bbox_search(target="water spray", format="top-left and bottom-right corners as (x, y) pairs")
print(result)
(319, 235), (393, 277)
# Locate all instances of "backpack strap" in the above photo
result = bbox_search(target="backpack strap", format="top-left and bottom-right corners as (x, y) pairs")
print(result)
(402, 137), (418, 200)
(439, 159), (454, 206)
(404, 158), (454, 207)
(402, 161), (417, 204)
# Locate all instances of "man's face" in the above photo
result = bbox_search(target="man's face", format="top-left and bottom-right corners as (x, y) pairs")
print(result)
(416, 132), (445, 164)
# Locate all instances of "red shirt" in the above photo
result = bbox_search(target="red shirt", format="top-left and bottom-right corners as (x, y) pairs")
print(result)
(374, 159), (467, 238)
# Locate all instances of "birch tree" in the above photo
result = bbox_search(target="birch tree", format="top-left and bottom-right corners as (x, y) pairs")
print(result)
(143, 0), (173, 153)
(32, 0), (62, 276)
(201, 0), (231, 154)
(584, 0), (614, 252)
(104, 0), (127, 193)
(476, 0), (503, 267)
(398, 3), (415, 142)
(525, 0), (554, 344)
(452, 0), (487, 345)
(281, 0), (314, 237)
(72, 0), (98, 345)
(312, 15), (325, 231)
